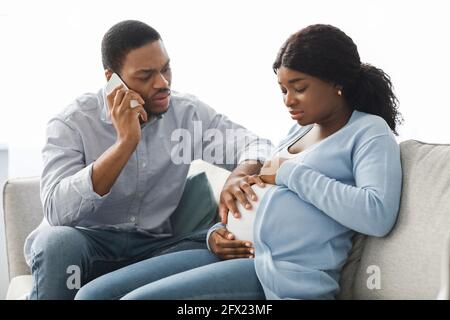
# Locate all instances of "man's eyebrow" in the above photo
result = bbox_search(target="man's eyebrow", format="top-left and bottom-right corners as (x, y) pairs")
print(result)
(136, 59), (171, 75)
(278, 77), (306, 85)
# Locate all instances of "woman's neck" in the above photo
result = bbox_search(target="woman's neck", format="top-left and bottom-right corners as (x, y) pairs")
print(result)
(315, 105), (353, 135)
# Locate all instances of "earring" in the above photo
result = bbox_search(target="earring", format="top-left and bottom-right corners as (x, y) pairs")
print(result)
(338, 90), (342, 96)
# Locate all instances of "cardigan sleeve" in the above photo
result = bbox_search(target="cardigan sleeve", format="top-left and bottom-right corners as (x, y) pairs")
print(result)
(275, 134), (402, 237)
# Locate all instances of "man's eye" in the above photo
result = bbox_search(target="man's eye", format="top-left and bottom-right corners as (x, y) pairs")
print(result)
(139, 75), (152, 81)
(162, 66), (171, 73)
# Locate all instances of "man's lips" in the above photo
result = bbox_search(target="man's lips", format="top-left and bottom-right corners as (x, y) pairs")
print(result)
(152, 92), (171, 101)
(149, 91), (171, 109)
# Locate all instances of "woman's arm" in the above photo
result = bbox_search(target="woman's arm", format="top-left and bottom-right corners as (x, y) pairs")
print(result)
(275, 134), (402, 237)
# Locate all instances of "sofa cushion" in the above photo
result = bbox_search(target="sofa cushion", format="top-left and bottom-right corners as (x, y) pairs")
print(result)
(6, 275), (32, 300)
(187, 160), (230, 204)
(171, 171), (219, 237)
(353, 140), (450, 299)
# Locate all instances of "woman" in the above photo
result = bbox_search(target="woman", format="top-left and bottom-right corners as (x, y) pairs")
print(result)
(76, 24), (403, 300)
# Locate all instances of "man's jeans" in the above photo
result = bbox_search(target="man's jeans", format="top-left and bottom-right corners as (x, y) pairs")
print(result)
(27, 226), (208, 299)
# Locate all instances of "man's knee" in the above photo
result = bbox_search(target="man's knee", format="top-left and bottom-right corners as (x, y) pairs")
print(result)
(30, 226), (88, 264)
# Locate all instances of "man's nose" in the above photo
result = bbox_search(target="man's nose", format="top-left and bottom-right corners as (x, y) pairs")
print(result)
(154, 72), (169, 89)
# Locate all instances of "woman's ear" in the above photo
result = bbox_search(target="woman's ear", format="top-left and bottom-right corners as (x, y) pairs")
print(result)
(334, 84), (344, 96)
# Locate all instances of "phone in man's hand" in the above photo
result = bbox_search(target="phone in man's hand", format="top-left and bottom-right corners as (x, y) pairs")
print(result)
(105, 73), (140, 108)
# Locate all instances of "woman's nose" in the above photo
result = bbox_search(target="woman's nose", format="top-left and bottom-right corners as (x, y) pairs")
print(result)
(284, 91), (297, 108)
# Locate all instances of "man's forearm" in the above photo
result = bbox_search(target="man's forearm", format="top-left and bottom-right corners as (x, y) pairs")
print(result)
(92, 140), (137, 196)
(230, 159), (264, 177)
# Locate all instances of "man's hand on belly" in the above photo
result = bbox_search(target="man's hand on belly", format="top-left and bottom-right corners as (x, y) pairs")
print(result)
(209, 228), (254, 260)
(219, 160), (266, 224)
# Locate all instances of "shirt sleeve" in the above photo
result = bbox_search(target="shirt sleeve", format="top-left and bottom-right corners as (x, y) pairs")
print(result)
(194, 98), (274, 171)
(206, 222), (226, 251)
(40, 118), (111, 226)
(275, 134), (402, 237)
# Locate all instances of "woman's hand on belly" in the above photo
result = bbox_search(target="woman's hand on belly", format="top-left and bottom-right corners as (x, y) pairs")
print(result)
(209, 228), (254, 260)
(259, 157), (288, 185)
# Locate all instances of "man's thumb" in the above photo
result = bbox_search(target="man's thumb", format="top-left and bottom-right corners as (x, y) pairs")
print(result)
(219, 204), (228, 224)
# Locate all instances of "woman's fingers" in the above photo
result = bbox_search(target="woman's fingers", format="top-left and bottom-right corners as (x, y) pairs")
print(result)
(247, 175), (265, 187)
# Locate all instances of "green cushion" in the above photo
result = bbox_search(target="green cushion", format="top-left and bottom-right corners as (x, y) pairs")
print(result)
(171, 171), (219, 236)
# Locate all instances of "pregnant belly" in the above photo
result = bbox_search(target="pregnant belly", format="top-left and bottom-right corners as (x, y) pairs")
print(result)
(226, 184), (274, 242)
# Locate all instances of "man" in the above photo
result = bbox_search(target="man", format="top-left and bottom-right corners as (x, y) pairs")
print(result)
(24, 20), (272, 299)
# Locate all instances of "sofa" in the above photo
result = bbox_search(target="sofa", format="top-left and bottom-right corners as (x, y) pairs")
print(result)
(2, 139), (450, 300)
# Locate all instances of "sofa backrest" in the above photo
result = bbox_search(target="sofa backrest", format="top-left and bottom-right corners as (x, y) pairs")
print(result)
(350, 140), (450, 299)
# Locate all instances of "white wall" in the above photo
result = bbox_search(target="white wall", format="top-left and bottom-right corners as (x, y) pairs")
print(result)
(0, 0), (449, 297)
(0, 146), (9, 299)
(1, 0), (450, 178)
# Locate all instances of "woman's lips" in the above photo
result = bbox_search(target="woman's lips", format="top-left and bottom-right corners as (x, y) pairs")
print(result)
(289, 110), (305, 120)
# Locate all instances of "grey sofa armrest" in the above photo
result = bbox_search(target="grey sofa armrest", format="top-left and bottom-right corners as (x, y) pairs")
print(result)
(2, 177), (43, 280)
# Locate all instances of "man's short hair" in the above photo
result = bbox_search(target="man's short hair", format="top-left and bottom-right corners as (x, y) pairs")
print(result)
(101, 20), (161, 73)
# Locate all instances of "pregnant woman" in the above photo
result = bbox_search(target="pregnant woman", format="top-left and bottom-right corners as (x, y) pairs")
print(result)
(76, 24), (403, 300)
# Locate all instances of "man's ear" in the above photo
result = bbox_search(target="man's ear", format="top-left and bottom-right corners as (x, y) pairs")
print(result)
(105, 69), (113, 81)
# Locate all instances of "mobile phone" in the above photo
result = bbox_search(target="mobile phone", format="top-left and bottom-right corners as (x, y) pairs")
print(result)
(105, 73), (140, 108)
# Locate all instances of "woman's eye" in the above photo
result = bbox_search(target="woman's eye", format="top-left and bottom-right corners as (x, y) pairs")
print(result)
(295, 87), (307, 93)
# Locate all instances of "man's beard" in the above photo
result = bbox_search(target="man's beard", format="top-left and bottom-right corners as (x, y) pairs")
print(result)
(143, 99), (170, 118)
(143, 88), (171, 118)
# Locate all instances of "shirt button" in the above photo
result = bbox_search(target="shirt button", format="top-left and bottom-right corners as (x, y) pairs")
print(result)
(130, 216), (136, 222)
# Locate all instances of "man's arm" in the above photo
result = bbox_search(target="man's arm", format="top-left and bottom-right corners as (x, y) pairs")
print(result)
(92, 85), (146, 195)
(41, 86), (146, 225)
(191, 98), (273, 223)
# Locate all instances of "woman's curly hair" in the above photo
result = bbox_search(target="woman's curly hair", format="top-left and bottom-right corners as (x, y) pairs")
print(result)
(273, 24), (403, 134)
